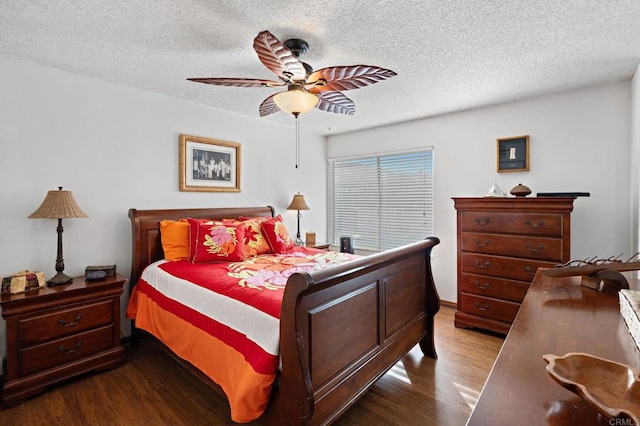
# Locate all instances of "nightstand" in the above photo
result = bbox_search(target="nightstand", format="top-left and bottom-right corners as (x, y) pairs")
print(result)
(1, 274), (126, 407)
(307, 243), (331, 250)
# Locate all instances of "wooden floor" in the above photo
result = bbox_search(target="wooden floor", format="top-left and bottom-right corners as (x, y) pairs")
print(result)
(0, 307), (503, 425)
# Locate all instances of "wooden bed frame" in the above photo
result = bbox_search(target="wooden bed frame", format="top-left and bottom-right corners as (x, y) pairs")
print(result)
(128, 206), (441, 425)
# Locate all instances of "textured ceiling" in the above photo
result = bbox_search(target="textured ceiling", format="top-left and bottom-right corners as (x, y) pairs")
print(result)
(1, 0), (640, 135)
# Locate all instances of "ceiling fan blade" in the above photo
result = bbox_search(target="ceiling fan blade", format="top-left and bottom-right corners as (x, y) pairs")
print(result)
(259, 93), (281, 117)
(307, 65), (396, 92)
(316, 91), (355, 115)
(253, 30), (307, 82)
(187, 77), (283, 88)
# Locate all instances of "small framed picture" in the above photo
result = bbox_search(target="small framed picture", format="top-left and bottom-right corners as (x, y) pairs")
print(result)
(497, 135), (529, 172)
(179, 134), (241, 192)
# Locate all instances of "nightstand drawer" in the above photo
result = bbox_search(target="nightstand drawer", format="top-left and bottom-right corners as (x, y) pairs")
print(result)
(19, 324), (114, 376)
(460, 211), (563, 236)
(19, 299), (114, 346)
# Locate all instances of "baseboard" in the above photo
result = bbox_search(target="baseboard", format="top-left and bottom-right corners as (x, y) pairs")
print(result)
(441, 300), (456, 310)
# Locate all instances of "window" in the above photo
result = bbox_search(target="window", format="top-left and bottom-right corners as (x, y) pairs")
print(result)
(328, 148), (434, 251)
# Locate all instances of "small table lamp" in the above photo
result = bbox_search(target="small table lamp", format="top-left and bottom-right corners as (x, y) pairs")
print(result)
(28, 187), (88, 285)
(287, 192), (310, 246)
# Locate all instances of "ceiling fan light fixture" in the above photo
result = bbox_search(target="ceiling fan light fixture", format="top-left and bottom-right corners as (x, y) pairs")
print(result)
(273, 85), (318, 115)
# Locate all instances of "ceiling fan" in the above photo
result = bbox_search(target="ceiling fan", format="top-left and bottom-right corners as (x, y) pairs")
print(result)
(188, 30), (396, 117)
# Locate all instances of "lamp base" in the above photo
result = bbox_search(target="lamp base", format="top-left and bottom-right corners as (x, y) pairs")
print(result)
(47, 272), (73, 286)
(294, 238), (304, 246)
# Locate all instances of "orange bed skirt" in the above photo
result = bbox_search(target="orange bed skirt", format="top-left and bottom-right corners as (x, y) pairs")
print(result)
(127, 287), (275, 423)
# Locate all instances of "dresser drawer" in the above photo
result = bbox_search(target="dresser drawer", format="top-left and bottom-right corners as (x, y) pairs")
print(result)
(461, 232), (563, 262)
(460, 211), (563, 237)
(459, 293), (521, 323)
(19, 324), (114, 376)
(462, 253), (558, 282)
(19, 299), (114, 346)
(460, 273), (530, 302)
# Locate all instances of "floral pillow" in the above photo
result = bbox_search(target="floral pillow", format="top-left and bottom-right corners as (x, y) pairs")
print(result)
(159, 219), (189, 261)
(238, 217), (272, 257)
(187, 218), (245, 263)
(260, 215), (294, 253)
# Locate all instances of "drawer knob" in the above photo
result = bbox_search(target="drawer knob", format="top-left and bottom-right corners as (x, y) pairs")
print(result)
(474, 260), (491, 269)
(475, 280), (490, 290)
(58, 314), (82, 327)
(525, 243), (544, 253)
(474, 302), (490, 311)
(524, 266), (537, 275)
(473, 239), (490, 248)
(59, 340), (83, 355)
(525, 220), (544, 228)
(475, 218), (490, 225)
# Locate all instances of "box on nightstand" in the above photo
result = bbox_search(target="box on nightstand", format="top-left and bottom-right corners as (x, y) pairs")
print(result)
(1, 270), (46, 294)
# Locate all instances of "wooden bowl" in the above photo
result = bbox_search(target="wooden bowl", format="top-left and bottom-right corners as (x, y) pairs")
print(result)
(543, 352), (640, 423)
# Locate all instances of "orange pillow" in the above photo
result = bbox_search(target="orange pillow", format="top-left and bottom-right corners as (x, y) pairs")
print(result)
(187, 218), (245, 263)
(239, 218), (271, 257)
(159, 219), (189, 261)
(261, 215), (294, 253)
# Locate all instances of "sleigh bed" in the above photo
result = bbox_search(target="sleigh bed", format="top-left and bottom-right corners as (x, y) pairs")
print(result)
(127, 206), (440, 425)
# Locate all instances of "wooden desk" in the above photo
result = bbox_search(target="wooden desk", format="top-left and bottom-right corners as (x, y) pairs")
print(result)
(468, 271), (640, 425)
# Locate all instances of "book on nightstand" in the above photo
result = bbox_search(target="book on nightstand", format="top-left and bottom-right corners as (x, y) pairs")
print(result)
(619, 289), (640, 352)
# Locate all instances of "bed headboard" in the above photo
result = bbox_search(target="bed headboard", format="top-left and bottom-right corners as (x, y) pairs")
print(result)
(128, 206), (275, 289)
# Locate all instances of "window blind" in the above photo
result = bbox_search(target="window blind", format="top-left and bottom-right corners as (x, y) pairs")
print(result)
(328, 148), (434, 251)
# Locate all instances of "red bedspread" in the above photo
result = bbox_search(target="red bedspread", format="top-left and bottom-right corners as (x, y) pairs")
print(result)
(127, 246), (357, 422)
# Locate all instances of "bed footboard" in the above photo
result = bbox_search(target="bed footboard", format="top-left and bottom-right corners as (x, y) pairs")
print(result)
(262, 237), (440, 425)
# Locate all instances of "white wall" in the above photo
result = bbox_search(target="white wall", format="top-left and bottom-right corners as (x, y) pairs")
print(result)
(0, 57), (327, 351)
(327, 81), (632, 303)
(0, 56), (635, 352)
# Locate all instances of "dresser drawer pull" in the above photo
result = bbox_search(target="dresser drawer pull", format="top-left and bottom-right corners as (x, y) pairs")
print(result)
(58, 314), (82, 327)
(475, 218), (490, 226)
(474, 261), (491, 269)
(525, 220), (544, 228)
(525, 243), (544, 253)
(59, 340), (83, 355)
(475, 280), (490, 290)
(474, 302), (490, 311)
(473, 239), (490, 248)
(524, 266), (537, 275)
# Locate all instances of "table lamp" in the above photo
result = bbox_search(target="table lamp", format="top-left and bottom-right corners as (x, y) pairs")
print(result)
(28, 187), (88, 285)
(287, 192), (310, 246)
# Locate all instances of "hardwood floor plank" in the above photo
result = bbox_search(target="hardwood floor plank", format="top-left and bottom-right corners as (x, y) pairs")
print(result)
(0, 307), (503, 425)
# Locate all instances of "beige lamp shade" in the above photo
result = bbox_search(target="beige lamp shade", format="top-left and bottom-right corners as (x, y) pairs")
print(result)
(274, 86), (318, 115)
(287, 193), (310, 211)
(28, 187), (88, 219)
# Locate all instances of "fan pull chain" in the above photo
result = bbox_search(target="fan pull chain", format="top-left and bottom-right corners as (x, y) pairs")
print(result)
(294, 113), (300, 169)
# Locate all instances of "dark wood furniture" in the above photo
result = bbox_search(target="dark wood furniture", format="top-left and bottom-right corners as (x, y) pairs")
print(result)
(307, 242), (331, 250)
(453, 197), (575, 334)
(1, 274), (126, 407)
(128, 206), (441, 425)
(468, 270), (640, 425)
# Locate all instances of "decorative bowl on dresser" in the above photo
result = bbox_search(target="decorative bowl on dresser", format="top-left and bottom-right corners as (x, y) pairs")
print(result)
(452, 197), (576, 334)
(1, 274), (127, 407)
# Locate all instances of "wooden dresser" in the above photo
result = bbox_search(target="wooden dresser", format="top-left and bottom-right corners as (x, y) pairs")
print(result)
(468, 271), (640, 425)
(453, 197), (575, 334)
(1, 274), (126, 407)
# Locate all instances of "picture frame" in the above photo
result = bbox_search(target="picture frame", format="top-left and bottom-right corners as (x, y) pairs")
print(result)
(179, 134), (241, 192)
(497, 135), (529, 172)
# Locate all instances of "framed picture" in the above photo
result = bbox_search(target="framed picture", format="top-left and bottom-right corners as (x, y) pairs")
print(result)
(179, 134), (241, 192)
(497, 135), (529, 172)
